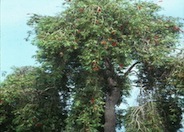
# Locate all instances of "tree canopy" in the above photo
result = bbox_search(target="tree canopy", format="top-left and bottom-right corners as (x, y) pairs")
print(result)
(1, 0), (183, 131)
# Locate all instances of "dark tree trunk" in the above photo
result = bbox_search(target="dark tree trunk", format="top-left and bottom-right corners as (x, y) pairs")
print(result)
(104, 87), (120, 132)
(104, 58), (120, 132)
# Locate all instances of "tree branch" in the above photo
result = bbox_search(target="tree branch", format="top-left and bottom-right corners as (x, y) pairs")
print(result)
(124, 61), (140, 77)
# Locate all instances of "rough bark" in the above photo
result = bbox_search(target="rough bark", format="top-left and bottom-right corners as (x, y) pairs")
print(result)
(104, 87), (120, 132)
(104, 58), (120, 132)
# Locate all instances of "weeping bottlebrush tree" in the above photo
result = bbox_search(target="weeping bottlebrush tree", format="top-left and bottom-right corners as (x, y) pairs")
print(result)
(27, 0), (183, 131)
(125, 55), (184, 132)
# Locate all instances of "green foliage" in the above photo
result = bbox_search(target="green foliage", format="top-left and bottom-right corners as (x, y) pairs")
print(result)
(27, 0), (183, 131)
(1, 0), (183, 131)
(66, 77), (105, 131)
(157, 97), (182, 132)
(0, 66), (67, 132)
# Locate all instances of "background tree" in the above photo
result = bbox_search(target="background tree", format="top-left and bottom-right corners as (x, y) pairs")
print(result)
(0, 66), (68, 132)
(125, 55), (184, 132)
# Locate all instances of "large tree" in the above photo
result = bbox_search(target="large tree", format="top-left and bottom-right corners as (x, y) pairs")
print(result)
(22, 0), (184, 131)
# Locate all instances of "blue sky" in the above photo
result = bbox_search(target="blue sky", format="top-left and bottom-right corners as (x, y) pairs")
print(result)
(0, 0), (64, 81)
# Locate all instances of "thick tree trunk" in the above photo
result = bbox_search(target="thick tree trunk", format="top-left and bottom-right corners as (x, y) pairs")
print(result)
(104, 87), (120, 132)
(104, 94), (116, 132)
(104, 58), (120, 132)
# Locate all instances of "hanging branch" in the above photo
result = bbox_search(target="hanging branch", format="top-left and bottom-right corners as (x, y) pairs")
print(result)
(124, 61), (140, 77)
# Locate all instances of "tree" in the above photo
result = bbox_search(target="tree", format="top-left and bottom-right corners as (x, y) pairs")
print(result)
(28, 0), (184, 131)
(124, 55), (184, 132)
(0, 66), (68, 131)
(0, 66), (37, 131)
